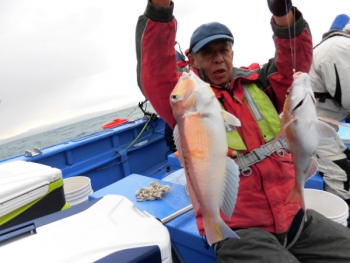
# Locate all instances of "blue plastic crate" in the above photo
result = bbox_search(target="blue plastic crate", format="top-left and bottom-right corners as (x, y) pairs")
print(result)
(168, 153), (182, 172)
(305, 172), (324, 190)
(89, 174), (217, 263)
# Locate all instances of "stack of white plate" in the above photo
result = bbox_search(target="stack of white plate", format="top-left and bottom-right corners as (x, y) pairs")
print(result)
(63, 176), (93, 206)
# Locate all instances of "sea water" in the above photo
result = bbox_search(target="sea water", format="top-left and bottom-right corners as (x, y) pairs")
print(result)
(0, 103), (155, 160)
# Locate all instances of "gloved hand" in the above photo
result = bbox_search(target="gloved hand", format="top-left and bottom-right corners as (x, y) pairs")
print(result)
(267, 0), (292, 17)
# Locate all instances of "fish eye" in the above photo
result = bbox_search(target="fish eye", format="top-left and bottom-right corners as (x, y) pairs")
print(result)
(285, 90), (290, 98)
(171, 94), (178, 101)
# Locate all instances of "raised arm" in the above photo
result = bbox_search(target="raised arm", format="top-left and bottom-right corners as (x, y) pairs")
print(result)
(268, 0), (295, 26)
(316, 38), (350, 109)
(259, 0), (313, 113)
(135, 0), (179, 128)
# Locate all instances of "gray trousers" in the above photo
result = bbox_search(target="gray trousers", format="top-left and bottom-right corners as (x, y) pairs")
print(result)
(316, 135), (350, 200)
(215, 209), (350, 263)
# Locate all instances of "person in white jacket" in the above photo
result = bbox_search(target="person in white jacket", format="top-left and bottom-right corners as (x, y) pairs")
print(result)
(310, 14), (350, 208)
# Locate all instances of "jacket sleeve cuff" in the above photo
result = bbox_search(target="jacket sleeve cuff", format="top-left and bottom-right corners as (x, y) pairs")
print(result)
(270, 7), (308, 39)
(144, 0), (174, 22)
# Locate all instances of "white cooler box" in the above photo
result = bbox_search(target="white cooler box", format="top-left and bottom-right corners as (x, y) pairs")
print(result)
(0, 195), (172, 263)
(0, 161), (68, 230)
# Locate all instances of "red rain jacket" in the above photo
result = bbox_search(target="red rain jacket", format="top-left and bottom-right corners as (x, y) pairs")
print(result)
(136, 1), (313, 235)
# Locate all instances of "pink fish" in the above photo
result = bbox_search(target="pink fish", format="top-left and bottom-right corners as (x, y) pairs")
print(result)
(273, 72), (338, 213)
(170, 72), (241, 246)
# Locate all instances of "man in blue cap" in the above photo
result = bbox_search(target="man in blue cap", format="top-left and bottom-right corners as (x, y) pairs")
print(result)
(310, 14), (350, 219)
(136, 1), (350, 262)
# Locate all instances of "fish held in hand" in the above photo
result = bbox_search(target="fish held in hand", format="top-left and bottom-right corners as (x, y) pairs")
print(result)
(170, 71), (241, 246)
(273, 72), (338, 213)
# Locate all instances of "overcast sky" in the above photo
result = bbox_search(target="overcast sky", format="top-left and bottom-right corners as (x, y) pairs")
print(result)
(0, 0), (348, 142)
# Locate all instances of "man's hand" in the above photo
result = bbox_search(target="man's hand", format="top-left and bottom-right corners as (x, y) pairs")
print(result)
(267, 0), (292, 17)
(151, 0), (171, 8)
(267, 0), (294, 26)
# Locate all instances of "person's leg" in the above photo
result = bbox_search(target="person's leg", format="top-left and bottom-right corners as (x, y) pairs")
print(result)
(316, 136), (350, 201)
(320, 159), (350, 200)
(289, 209), (350, 263)
(343, 148), (350, 160)
(215, 228), (300, 263)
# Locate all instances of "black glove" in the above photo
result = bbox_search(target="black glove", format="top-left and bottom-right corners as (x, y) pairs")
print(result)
(267, 0), (292, 17)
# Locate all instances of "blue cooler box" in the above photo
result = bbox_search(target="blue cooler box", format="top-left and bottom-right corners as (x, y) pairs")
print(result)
(89, 174), (217, 263)
(305, 172), (324, 190)
(167, 153), (182, 172)
(0, 195), (172, 263)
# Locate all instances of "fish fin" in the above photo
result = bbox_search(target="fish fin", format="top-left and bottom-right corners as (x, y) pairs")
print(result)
(318, 116), (350, 128)
(286, 184), (306, 212)
(305, 157), (318, 181)
(220, 157), (240, 219)
(173, 125), (184, 167)
(173, 125), (200, 214)
(221, 110), (241, 127)
(218, 219), (240, 240)
(316, 120), (339, 139)
(204, 218), (240, 246)
(173, 125), (201, 214)
(184, 173), (201, 215)
(271, 118), (296, 146)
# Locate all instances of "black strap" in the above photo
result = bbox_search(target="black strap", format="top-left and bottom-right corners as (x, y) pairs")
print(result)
(314, 92), (333, 103)
(286, 209), (305, 247)
(313, 65), (343, 106)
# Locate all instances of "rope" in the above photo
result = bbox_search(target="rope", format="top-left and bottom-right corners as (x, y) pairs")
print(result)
(125, 99), (150, 119)
(125, 105), (140, 118)
(286, 5), (296, 73)
(117, 117), (153, 155)
(135, 181), (171, 201)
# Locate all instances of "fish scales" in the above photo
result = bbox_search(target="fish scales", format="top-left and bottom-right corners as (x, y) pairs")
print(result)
(170, 71), (241, 245)
(181, 113), (227, 214)
(274, 72), (338, 214)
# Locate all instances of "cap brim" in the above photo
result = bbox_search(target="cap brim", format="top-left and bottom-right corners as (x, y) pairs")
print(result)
(192, 34), (234, 53)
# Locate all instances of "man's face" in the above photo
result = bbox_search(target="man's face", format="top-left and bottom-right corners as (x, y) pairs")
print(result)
(189, 40), (234, 87)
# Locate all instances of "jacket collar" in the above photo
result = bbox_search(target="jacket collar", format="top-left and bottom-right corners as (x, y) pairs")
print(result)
(314, 30), (350, 49)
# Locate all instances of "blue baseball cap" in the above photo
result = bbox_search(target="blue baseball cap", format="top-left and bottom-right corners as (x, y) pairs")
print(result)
(189, 22), (234, 54)
(330, 14), (350, 30)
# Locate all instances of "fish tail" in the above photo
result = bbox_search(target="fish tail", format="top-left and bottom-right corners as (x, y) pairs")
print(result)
(204, 218), (240, 246)
(286, 185), (306, 212)
(219, 218), (240, 240)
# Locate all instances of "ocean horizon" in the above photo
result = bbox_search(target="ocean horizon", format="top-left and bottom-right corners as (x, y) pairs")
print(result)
(0, 103), (155, 160)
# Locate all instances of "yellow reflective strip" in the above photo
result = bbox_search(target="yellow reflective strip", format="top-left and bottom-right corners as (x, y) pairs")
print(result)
(0, 178), (64, 225)
(244, 83), (281, 142)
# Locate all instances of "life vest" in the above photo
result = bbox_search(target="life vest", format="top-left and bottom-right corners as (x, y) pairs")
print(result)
(226, 83), (281, 152)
